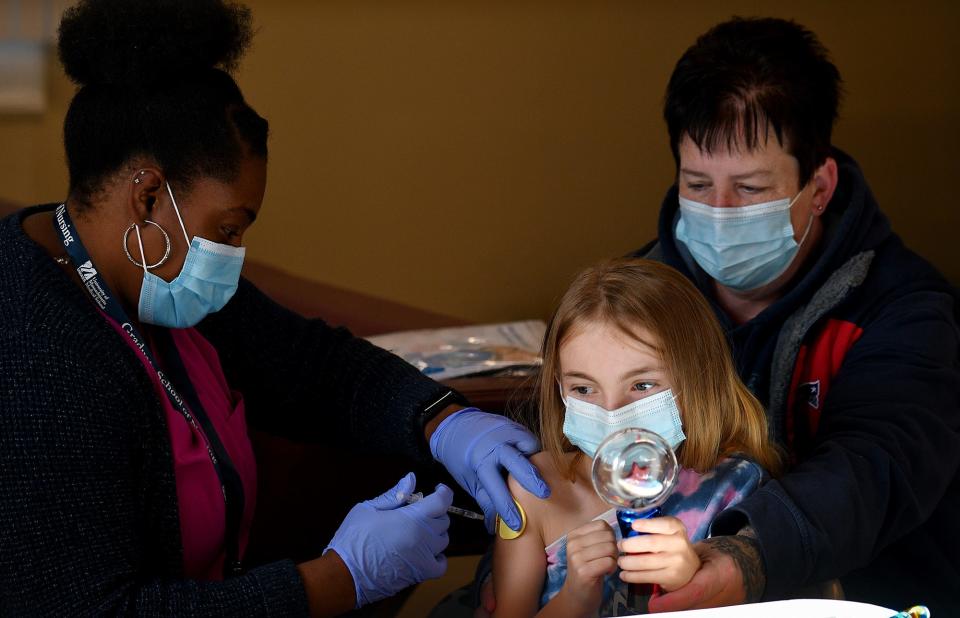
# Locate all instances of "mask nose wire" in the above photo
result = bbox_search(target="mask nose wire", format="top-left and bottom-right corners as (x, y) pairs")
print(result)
(165, 182), (192, 247)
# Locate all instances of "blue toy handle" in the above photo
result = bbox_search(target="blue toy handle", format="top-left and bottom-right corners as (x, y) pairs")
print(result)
(617, 507), (662, 599)
(617, 507), (661, 538)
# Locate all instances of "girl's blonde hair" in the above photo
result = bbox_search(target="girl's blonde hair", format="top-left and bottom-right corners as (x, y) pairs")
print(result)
(539, 258), (783, 479)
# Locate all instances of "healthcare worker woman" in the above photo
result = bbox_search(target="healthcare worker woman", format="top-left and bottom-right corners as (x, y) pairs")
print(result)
(0, 1), (547, 615)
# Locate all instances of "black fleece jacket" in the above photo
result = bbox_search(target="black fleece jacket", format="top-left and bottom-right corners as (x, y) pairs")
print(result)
(636, 151), (960, 613)
(0, 205), (456, 616)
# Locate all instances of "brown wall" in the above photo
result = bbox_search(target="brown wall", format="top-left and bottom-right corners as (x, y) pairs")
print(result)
(2, 1), (958, 323)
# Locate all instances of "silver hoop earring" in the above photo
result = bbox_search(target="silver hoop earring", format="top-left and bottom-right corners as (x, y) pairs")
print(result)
(123, 220), (171, 270)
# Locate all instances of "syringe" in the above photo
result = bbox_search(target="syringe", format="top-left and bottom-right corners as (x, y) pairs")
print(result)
(399, 491), (485, 521)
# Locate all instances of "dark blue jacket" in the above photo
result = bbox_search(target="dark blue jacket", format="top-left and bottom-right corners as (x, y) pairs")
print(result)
(635, 151), (960, 613)
(0, 205), (456, 616)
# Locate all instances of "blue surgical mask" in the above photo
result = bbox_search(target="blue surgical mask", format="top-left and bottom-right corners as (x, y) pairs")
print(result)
(136, 183), (245, 328)
(562, 388), (686, 458)
(675, 189), (812, 291)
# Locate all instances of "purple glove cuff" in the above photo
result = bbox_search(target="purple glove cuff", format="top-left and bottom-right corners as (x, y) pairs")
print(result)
(429, 406), (482, 460)
(323, 543), (366, 608)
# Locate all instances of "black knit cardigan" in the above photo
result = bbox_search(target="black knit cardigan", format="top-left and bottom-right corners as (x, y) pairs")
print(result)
(0, 206), (457, 616)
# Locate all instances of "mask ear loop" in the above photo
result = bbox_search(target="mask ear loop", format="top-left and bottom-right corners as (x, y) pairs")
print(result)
(165, 182), (192, 247)
(134, 226), (149, 278)
(123, 221), (171, 270)
(790, 183), (816, 249)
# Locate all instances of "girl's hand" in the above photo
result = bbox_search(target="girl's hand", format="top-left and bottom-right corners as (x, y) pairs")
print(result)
(560, 520), (619, 613)
(617, 516), (700, 592)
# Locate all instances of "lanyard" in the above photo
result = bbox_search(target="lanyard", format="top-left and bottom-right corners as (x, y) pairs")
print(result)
(52, 204), (245, 578)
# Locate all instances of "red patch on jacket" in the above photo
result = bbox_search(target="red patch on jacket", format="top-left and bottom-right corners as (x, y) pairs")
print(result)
(786, 318), (864, 455)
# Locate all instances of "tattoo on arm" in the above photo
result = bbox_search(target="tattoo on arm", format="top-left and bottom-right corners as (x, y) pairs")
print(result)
(704, 529), (766, 602)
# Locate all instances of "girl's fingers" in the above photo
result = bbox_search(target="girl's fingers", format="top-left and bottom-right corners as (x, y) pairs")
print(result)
(630, 515), (687, 535)
(569, 539), (619, 564)
(618, 540), (701, 591)
(574, 555), (618, 579)
(620, 534), (683, 555)
(568, 522), (616, 551)
(619, 561), (698, 591)
(619, 565), (671, 584)
(618, 550), (688, 572)
(568, 520), (619, 580)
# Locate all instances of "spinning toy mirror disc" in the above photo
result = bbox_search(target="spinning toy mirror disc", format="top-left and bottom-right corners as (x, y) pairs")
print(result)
(591, 428), (679, 511)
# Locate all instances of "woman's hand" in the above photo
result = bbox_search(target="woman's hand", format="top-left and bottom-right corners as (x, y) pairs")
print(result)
(617, 515), (700, 592)
(322, 472), (452, 608)
(428, 408), (549, 532)
(646, 533), (764, 612)
(557, 519), (619, 614)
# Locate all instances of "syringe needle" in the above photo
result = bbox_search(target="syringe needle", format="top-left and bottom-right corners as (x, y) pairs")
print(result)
(399, 491), (485, 521)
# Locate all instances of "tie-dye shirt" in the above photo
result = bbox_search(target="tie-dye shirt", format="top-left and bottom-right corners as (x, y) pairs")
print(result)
(539, 456), (765, 616)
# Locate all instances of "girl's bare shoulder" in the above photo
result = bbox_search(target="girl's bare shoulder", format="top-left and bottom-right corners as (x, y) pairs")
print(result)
(507, 451), (585, 513)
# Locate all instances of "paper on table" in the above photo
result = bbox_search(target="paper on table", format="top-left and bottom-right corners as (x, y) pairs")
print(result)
(613, 598), (897, 618)
(367, 320), (546, 380)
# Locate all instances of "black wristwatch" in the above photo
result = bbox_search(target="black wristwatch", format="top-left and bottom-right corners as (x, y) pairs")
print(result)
(419, 389), (469, 434)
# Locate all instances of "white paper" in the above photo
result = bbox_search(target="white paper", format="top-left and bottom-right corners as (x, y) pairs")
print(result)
(367, 320), (546, 380)
(613, 599), (897, 618)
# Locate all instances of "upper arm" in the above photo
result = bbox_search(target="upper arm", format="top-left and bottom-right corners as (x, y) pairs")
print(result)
(491, 475), (549, 618)
(492, 533), (548, 618)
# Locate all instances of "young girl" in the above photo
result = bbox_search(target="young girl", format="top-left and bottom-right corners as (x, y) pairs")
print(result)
(492, 258), (782, 617)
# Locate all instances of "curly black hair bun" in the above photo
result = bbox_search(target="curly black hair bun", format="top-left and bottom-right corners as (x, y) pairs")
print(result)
(58, 0), (253, 87)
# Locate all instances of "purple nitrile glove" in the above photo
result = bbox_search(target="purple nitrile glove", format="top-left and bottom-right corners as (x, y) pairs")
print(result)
(430, 407), (550, 533)
(324, 472), (452, 607)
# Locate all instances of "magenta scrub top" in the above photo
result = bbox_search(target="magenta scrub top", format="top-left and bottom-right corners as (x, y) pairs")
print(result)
(104, 315), (258, 581)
